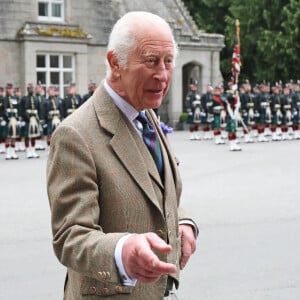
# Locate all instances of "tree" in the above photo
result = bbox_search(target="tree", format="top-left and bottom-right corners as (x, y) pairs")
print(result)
(182, 0), (300, 84)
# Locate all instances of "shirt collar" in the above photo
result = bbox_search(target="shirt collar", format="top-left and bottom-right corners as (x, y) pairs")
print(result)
(104, 79), (139, 122)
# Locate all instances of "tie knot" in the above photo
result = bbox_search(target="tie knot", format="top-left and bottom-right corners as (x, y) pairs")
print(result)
(136, 112), (149, 125)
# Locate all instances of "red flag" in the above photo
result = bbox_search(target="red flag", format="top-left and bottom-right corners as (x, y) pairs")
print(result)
(231, 19), (241, 83)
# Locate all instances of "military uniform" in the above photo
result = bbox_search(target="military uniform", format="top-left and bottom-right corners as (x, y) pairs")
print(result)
(211, 86), (226, 145)
(256, 84), (272, 142)
(281, 87), (294, 140)
(4, 84), (20, 159)
(0, 88), (7, 154)
(185, 82), (201, 140)
(80, 82), (96, 106)
(200, 85), (214, 140)
(35, 85), (47, 150)
(62, 93), (81, 119)
(223, 84), (242, 151)
(240, 82), (255, 142)
(270, 86), (283, 141)
(20, 84), (42, 158)
(292, 86), (300, 139)
(44, 88), (62, 147)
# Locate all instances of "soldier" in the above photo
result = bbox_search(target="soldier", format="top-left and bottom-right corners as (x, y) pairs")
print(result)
(211, 85), (226, 145)
(35, 83), (47, 150)
(81, 81), (96, 106)
(201, 83), (214, 140)
(281, 85), (294, 140)
(20, 83), (41, 158)
(44, 86), (62, 147)
(0, 87), (6, 154)
(3, 83), (20, 159)
(13, 86), (26, 152)
(256, 83), (272, 142)
(223, 81), (242, 151)
(292, 81), (300, 139)
(185, 80), (201, 140)
(62, 84), (81, 119)
(240, 80), (255, 143)
(270, 84), (283, 141)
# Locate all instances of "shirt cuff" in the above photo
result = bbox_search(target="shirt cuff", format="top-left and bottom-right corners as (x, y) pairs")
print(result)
(114, 234), (138, 286)
(179, 219), (199, 239)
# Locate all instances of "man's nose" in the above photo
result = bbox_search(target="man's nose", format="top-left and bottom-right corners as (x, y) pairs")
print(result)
(154, 61), (169, 82)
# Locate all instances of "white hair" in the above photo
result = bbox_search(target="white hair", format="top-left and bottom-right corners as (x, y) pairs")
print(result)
(105, 11), (178, 76)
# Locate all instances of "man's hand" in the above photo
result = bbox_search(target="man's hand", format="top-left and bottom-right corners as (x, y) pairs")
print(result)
(179, 224), (197, 270)
(122, 232), (177, 283)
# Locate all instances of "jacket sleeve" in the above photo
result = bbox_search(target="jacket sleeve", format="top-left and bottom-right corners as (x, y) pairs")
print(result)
(47, 124), (126, 283)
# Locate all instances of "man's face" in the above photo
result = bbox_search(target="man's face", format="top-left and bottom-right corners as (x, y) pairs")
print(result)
(35, 85), (43, 95)
(48, 88), (55, 97)
(116, 27), (175, 111)
(27, 86), (34, 94)
(6, 87), (13, 96)
(214, 88), (221, 95)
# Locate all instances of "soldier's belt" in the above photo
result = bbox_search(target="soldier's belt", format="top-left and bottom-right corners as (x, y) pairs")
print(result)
(274, 104), (281, 109)
(213, 106), (223, 113)
(26, 109), (38, 116)
(6, 108), (18, 113)
(260, 102), (267, 108)
(49, 110), (60, 117)
(247, 103), (254, 108)
(284, 105), (291, 109)
(67, 108), (75, 114)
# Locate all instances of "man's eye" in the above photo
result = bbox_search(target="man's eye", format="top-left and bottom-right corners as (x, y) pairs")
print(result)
(146, 57), (157, 65)
(165, 58), (174, 65)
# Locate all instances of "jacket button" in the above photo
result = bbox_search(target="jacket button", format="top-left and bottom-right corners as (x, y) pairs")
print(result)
(89, 286), (96, 294)
(101, 288), (109, 295)
(115, 285), (123, 293)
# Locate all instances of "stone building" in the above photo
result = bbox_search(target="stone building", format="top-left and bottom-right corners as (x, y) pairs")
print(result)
(0, 0), (224, 125)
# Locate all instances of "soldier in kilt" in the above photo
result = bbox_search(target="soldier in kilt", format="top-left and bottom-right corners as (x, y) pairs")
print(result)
(257, 83), (272, 142)
(292, 82), (300, 139)
(4, 83), (20, 159)
(240, 80), (255, 143)
(211, 85), (226, 145)
(185, 80), (201, 140)
(20, 83), (42, 158)
(35, 83), (47, 150)
(44, 86), (62, 147)
(223, 81), (242, 151)
(281, 85), (294, 140)
(270, 84), (283, 141)
(0, 87), (7, 154)
(201, 84), (214, 140)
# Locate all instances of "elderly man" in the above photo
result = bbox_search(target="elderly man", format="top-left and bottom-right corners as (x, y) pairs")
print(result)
(47, 11), (198, 299)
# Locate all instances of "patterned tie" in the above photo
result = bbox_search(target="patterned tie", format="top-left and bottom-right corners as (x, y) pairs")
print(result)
(136, 112), (163, 177)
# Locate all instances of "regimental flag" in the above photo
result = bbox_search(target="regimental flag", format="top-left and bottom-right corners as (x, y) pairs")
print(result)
(231, 19), (241, 82)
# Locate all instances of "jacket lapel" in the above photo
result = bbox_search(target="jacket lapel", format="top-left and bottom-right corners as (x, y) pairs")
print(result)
(92, 83), (163, 213)
(146, 110), (182, 200)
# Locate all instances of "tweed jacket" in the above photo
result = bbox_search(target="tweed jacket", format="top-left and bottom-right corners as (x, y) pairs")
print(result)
(47, 82), (190, 299)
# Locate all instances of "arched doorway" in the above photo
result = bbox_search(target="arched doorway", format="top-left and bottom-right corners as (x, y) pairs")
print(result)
(182, 62), (202, 112)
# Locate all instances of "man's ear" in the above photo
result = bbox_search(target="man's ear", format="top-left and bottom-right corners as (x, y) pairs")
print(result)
(107, 51), (120, 75)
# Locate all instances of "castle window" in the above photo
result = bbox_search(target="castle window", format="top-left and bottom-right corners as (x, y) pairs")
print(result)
(38, 0), (64, 22)
(36, 53), (75, 97)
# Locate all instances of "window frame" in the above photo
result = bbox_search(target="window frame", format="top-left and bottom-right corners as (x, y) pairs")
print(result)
(38, 0), (64, 23)
(36, 53), (75, 98)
